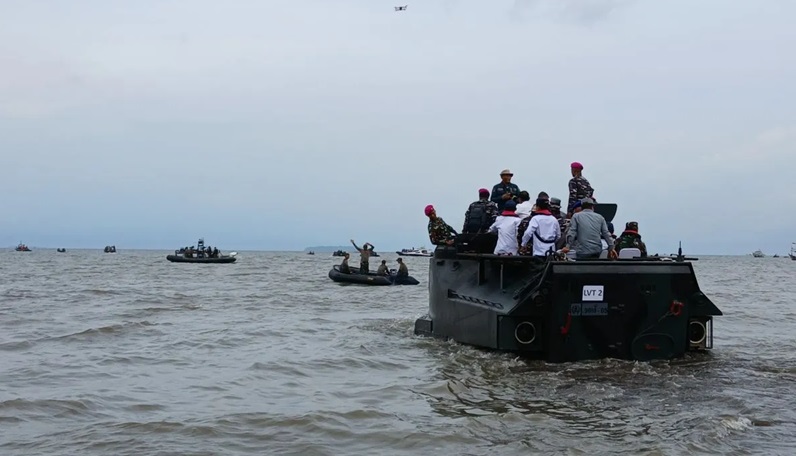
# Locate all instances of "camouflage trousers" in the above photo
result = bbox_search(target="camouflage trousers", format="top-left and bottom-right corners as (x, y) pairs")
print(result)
(360, 261), (369, 274)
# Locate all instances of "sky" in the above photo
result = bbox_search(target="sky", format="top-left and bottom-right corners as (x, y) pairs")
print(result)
(1, 0), (794, 254)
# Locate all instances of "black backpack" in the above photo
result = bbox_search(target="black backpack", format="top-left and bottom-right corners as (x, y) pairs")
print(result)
(466, 201), (491, 233)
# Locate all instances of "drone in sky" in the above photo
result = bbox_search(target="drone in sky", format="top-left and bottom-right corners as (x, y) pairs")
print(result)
(394, 5), (407, 11)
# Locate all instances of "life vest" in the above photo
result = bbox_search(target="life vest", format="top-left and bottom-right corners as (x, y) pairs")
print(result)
(466, 201), (492, 233)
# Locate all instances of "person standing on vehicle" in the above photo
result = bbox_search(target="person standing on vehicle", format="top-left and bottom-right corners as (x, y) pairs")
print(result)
(490, 169), (521, 212)
(463, 188), (499, 234)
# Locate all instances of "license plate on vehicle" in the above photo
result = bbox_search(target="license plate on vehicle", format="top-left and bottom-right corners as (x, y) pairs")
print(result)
(570, 302), (608, 317)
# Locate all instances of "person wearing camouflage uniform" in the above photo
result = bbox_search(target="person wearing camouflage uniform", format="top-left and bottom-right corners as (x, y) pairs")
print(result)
(567, 162), (595, 217)
(425, 205), (457, 246)
(463, 188), (499, 234)
(549, 197), (568, 249)
(615, 221), (648, 257)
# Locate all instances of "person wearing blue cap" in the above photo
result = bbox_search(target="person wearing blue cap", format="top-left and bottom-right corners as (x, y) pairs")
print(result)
(487, 200), (523, 255)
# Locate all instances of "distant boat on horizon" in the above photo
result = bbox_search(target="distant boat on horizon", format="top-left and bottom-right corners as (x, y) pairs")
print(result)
(752, 250), (765, 258)
(397, 247), (433, 257)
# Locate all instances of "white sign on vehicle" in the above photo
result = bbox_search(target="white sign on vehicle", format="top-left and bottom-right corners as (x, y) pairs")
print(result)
(582, 285), (604, 301)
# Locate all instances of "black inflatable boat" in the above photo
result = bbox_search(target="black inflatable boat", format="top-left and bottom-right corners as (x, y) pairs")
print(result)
(166, 254), (237, 264)
(328, 265), (419, 285)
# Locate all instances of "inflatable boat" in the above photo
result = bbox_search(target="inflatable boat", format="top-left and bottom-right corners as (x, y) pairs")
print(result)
(328, 265), (419, 285)
(166, 254), (237, 264)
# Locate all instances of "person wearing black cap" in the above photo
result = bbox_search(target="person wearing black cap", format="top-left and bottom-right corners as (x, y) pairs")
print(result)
(516, 192), (551, 246)
(463, 188), (499, 234)
(487, 200), (522, 255)
(549, 197), (568, 249)
(615, 221), (647, 257)
(549, 197), (564, 223)
(515, 191), (533, 218)
(377, 259), (389, 275)
(490, 169), (521, 212)
(519, 198), (561, 257)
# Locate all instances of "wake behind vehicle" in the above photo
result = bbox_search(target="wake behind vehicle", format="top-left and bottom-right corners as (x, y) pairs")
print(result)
(414, 203), (722, 363)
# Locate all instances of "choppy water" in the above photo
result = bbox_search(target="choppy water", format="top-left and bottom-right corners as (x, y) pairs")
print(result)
(1, 250), (795, 455)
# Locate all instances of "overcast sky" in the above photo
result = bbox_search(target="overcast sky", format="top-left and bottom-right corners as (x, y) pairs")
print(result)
(1, 0), (794, 254)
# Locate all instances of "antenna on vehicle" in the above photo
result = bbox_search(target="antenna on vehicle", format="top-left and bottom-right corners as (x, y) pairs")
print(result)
(676, 241), (684, 262)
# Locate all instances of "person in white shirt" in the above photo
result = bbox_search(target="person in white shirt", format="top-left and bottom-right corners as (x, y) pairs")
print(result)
(520, 198), (561, 257)
(514, 191), (534, 218)
(487, 200), (523, 255)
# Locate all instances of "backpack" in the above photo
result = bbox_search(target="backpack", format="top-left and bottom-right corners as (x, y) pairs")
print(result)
(465, 201), (491, 233)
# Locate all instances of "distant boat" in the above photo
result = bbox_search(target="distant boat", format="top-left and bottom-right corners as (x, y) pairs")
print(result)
(397, 247), (433, 257)
(307, 251), (315, 255)
(773, 254), (780, 258)
(168, 238), (236, 264)
(15, 243), (31, 252)
(104, 245), (117, 253)
(752, 250), (765, 258)
(56, 248), (66, 253)
(332, 250), (347, 257)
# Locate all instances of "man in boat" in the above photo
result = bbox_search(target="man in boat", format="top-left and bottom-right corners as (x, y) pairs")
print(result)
(487, 200), (522, 255)
(377, 260), (389, 275)
(615, 221), (648, 257)
(519, 198), (561, 257)
(350, 239), (374, 273)
(339, 252), (352, 274)
(426, 205), (457, 246)
(396, 258), (408, 278)
(563, 198), (616, 260)
(490, 169), (521, 212)
(567, 162), (595, 218)
(462, 188), (498, 234)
